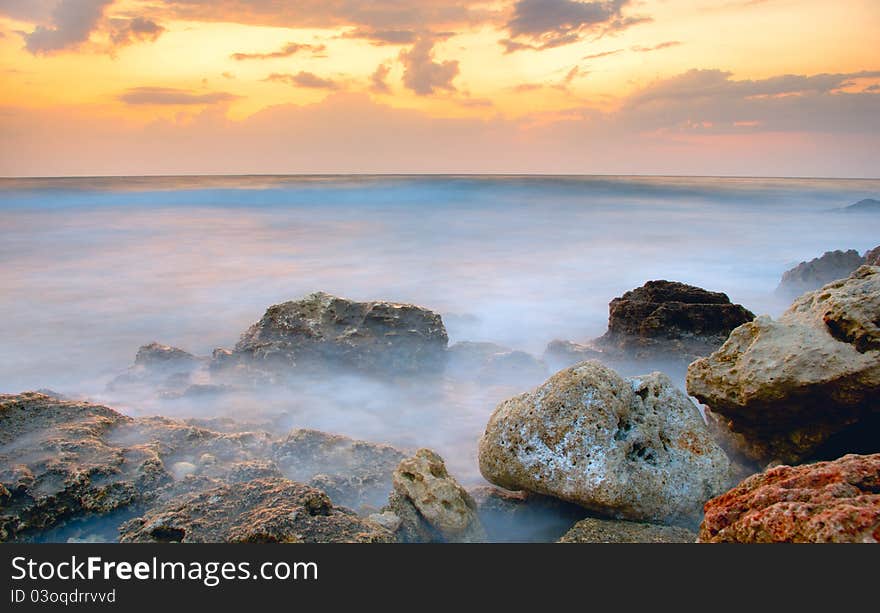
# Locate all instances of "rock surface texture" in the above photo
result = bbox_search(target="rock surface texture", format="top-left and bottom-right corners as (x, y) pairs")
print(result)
(558, 517), (697, 543)
(387, 449), (486, 542)
(595, 281), (754, 359)
(231, 292), (448, 375)
(687, 266), (880, 465)
(865, 245), (880, 267)
(776, 249), (865, 298)
(120, 478), (393, 543)
(479, 361), (732, 526)
(698, 454), (880, 543)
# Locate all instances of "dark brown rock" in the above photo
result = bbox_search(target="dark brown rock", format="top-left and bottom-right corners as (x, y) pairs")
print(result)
(595, 281), (754, 359)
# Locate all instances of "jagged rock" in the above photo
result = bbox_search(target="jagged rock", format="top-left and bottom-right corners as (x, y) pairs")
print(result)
(843, 198), (880, 213)
(687, 266), (880, 465)
(479, 361), (732, 526)
(543, 340), (604, 371)
(865, 246), (880, 266)
(119, 478), (394, 543)
(388, 449), (486, 542)
(776, 249), (865, 298)
(469, 486), (587, 542)
(0, 393), (170, 542)
(558, 517), (697, 543)
(272, 429), (406, 510)
(699, 453), (880, 543)
(594, 281), (754, 359)
(232, 292), (448, 375)
(107, 342), (203, 394)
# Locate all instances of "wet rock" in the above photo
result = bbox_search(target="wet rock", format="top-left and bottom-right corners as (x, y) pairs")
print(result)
(0, 393), (170, 542)
(543, 340), (604, 371)
(232, 292), (448, 376)
(469, 486), (587, 542)
(776, 249), (865, 298)
(558, 517), (697, 543)
(134, 342), (199, 371)
(388, 449), (486, 542)
(699, 453), (880, 543)
(447, 342), (547, 385)
(865, 245), (880, 266)
(687, 266), (880, 465)
(119, 478), (394, 543)
(272, 429), (407, 510)
(595, 280), (754, 359)
(107, 342), (203, 395)
(446, 341), (510, 375)
(479, 361), (732, 526)
(842, 198), (880, 213)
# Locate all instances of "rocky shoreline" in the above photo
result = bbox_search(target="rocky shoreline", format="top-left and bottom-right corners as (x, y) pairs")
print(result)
(2, 256), (878, 543)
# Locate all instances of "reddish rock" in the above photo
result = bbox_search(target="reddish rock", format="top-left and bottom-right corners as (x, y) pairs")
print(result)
(699, 453), (880, 543)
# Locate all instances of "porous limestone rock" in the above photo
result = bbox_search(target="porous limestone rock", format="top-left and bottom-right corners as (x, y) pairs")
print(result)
(687, 266), (880, 465)
(558, 517), (697, 543)
(479, 361), (732, 526)
(698, 453), (880, 543)
(388, 448), (486, 542)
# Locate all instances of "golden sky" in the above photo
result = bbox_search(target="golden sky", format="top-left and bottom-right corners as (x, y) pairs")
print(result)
(0, 0), (878, 176)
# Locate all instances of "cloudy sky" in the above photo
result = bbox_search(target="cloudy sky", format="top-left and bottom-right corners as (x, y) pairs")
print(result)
(0, 0), (878, 176)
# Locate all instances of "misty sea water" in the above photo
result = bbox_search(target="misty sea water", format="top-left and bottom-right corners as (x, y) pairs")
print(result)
(1, 174), (879, 481)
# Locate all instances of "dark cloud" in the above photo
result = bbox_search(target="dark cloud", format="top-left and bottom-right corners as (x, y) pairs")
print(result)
(264, 71), (339, 89)
(503, 0), (648, 51)
(22, 0), (112, 54)
(370, 64), (391, 93)
(631, 41), (681, 53)
(231, 42), (326, 60)
(399, 37), (459, 95)
(118, 86), (238, 105)
(109, 17), (166, 47)
(342, 28), (417, 45)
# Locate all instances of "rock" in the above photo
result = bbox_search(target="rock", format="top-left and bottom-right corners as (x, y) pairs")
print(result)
(119, 478), (394, 543)
(776, 249), (865, 298)
(843, 198), (880, 213)
(0, 393), (170, 542)
(595, 281), (754, 359)
(558, 517), (697, 543)
(478, 361), (732, 526)
(389, 449), (486, 542)
(446, 342), (547, 385)
(367, 510), (402, 533)
(687, 266), (880, 465)
(543, 340), (604, 371)
(134, 342), (199, 371)
(469, 486), (587, 542)
(159, 384), (234, 400)
(272, 429), (407, 510)
(699, 453), (880, 543)
(865, 246), (880, 266)
(232, 292), (448, 375)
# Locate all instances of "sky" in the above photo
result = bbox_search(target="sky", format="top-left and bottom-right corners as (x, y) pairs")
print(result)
(0, 0), (878, 177)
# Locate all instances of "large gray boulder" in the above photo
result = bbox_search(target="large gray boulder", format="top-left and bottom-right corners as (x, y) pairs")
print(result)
(478, 361), (732, 526)
(229, 292), (448, 376)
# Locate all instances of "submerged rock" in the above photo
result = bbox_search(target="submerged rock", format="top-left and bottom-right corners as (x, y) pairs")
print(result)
(687, 266), (880, 465)
(776, 249), (865, 298)
(0, 393), (170, 542)
(558, 517), (697, 543)
(387, 449), (486, 543)
(232, 292), (448, 376)
(478, 361), (732, 526)
(543, 340), (604, 371)
(446, 342), (547, 385)
(842, 198), (880, 213)
(469, 486), (587, 543)
(107, 342), (203, 395)
(699, 453), (880, 543)
(119, 477), (394, 543)
(134, 342), (199, 371)
(594, 280), (754, 359)
(272, 429), (407, 510)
